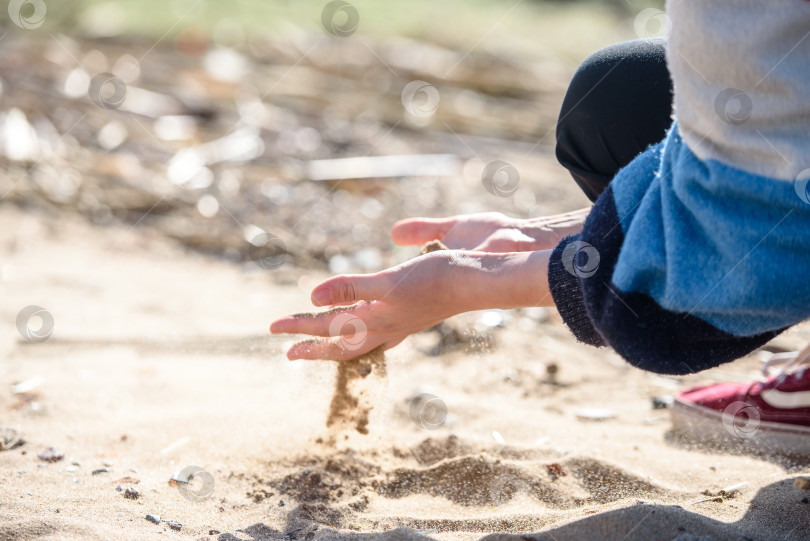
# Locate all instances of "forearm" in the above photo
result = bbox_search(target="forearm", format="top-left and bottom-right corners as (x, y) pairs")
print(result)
(526, 207), (590, 225)
(449, 250), (555, 312)
(485, 207), (589, 252)
(523, 207), (590, 239)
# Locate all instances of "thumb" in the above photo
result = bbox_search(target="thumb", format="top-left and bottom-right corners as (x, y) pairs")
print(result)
(391, 217), (453, 246)
(311, 272), (392, 306)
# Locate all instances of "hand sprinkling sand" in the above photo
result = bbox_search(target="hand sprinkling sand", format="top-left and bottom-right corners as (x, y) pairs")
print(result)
(285, 242), (447, 435)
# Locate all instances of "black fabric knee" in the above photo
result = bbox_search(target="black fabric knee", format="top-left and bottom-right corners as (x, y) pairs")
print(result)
(555, 39), (673, 202)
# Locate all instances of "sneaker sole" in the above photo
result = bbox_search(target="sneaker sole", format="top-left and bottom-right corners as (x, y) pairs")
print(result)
(670, 397), (810, 456)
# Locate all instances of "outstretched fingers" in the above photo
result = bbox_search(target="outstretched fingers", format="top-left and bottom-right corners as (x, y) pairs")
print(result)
(270, 303), (372, 338)
(390, 217), (454, 246)
(287, 337), (377, 361)
(311, 272), (394, 307)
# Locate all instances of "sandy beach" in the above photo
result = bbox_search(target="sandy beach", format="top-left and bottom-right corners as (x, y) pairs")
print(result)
(2, 206), (810, 541)
(1, 2), (809, 539)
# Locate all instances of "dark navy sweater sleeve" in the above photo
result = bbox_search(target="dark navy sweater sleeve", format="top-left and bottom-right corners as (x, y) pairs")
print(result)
(546, 130), (809, 375)
(548, 235), (604, 348)
(546, 0), (810, 375)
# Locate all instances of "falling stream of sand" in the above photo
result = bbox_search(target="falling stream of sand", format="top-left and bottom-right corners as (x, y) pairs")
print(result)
(296, 241), (451, 436)
(325, 346), (387, 434)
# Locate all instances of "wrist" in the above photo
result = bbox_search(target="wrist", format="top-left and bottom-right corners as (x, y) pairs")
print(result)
(523, 209), (589, 248)
(526, 207), (589, 231)
(448, 250), (554, 313)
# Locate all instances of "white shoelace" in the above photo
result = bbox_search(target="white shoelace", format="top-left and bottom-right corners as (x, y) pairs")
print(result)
(761, 343), (810, 384)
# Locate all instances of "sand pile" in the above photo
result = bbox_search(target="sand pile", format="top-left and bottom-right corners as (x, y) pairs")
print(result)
(5, 207), (810, 541)
(245, 435), (683, 535)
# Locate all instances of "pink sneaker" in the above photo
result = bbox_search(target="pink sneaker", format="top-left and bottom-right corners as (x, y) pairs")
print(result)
(670, 345), (810, 456)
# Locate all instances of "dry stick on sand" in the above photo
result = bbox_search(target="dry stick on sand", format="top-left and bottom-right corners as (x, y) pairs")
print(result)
(296, 241), (449, 437)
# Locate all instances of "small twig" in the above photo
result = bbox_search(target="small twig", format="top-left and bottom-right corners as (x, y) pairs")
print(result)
(687, 496), (724, 505)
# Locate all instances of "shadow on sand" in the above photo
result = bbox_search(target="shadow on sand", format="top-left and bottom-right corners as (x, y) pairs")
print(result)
(219, 476), (810, 541)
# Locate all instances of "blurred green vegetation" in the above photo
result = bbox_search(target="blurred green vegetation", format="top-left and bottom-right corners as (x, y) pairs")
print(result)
(4, 0), (664, 64)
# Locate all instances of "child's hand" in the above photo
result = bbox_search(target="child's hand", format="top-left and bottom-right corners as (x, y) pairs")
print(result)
(269, 250), (554, 361)
(391, 208), (589, 253)
(391, 212), (517, 251)
(270, 251), (466, 360)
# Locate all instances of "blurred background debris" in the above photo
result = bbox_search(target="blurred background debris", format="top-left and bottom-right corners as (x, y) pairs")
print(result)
(0, 0), (659, 273)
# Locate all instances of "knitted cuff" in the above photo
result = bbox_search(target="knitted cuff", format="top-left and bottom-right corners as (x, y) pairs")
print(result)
(548, 234), (605, 347)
